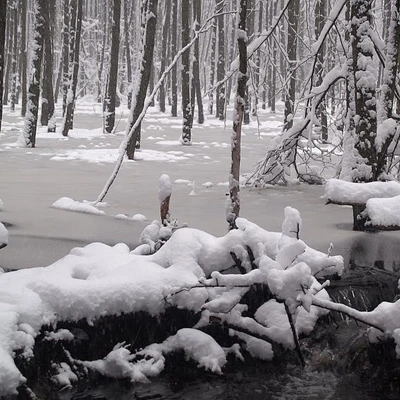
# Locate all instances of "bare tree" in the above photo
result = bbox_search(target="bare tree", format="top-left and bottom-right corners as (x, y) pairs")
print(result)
(126, 0), (158, 159)
(104, 0), (121, 133)
(227, 0), (247, 229)
(180, 0), (193, 144)
(0, 0), (6, 133)
(19, 0), (50, 147)
(61, 0), (83, 137)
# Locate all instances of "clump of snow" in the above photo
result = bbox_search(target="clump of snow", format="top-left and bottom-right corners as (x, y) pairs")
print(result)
(0, 222), (8, 249)
(324, 179), (400, 204)
(0, 198), (3, 211)
(202, 182), (213, 188)
(158, 174), (171, 204)
(52, 362), (78, 388)
(364, 195), (400, 227)
(52, 197), (106, 215)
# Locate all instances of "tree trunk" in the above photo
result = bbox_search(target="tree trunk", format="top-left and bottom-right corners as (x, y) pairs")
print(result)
(208, 21), (216, 115)
(170, 0), (178, 117)
(0, 0), (6, 133)
(215, 0), (225, 121)
(283, 0), (299, 131)
(227, 0), (247, 229)
(61, 0), (83, 137)
(124, 0), (133, 109)
(10, 1), (18, 113)
(126, 0), (158, 159)
(314, 0), (328, 142)
(41, 2), (56, 132)
(20, 0), (49, 147)
(350, 0), (378, 181)
(62, 0), (70, 116)
(20, 0), (27, 116)
(180, 0), (192, 144)
(104, 0), (121, 133)
(192, 0), (204, 124)
(376, 0), (400, 174)
(158, 1), (171, 113)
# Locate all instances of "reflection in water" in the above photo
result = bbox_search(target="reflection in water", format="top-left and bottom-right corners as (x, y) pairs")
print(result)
(60, 364), (396, 400)
(333, 230), (400, 272)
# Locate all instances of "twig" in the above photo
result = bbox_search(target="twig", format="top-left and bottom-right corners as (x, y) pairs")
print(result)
(284, 302), (305, 367)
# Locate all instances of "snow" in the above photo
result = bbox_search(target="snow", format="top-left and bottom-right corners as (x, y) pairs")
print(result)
(364, 195), (400, 227)
(52, 197), (106, 215)
(158, 174), (171, 203)
(324, 178), (400, 204)
(0, 206), (347, 394)
(0, 222), (8, 248)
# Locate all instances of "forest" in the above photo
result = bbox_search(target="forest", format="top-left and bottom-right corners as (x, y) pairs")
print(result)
(0, 0), (400, 398)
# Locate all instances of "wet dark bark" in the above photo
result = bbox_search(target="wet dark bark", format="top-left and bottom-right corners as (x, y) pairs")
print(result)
(228, 0), (247, 229)
(104, 0), (121, 133)
(21, 0), (49, 147)
(192, 0), (204, 124)
(41, 2), (56, 132)
(124, 0), (133, 109)
(0, 0), (6, 132)
(20, 0), (27, 116)
(61, 0), (83, 137)
(170, 0), (178, 117)
(180, 0), (192, 144)
(126, 0), (158, 159)
(283, 0), (299, 132)
(215, 0), (225, 121)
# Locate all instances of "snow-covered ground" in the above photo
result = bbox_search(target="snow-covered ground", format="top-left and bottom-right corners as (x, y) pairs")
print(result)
(1, 98), (400, 271)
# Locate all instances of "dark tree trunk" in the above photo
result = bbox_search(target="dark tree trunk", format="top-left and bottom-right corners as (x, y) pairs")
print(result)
(215, 0), (225, 121)
(350, 0), (378, 181)
(159, 0), (171, 113)
(61, 0), (83, 137)
(228, 0), (247, 229)
(208, 21), (216, 115)
(62, 0), (70, 116)
(97, 0), (107, 103)
(170, 0), (178, 117)
(314, 0), (328, 142)
(104, 0), (121, 133)
(126, 0), (158, 159)
(3, 5), (11, 106)
(124, 0), (133, 109)
(283, 0), (299, 131)
(0, 0), (6, 133)
(41, 3), (56, 132)
(20, 0), (49, 147)
(181, 0), (193, 144)
(10, 1), (18, 112)
(20, 0), (27, 116)
(192, 0), (204, 124)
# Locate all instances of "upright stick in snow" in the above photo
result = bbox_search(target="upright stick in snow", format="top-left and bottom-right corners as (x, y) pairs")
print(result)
(227, 0), (247, 229)
(159, 174), (172, 226)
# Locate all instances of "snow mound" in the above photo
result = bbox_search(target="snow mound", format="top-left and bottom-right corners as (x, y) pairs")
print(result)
(52, 197), (106, 215)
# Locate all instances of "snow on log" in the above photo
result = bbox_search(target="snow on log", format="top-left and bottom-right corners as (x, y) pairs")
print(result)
(324, 179), (400, 205)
